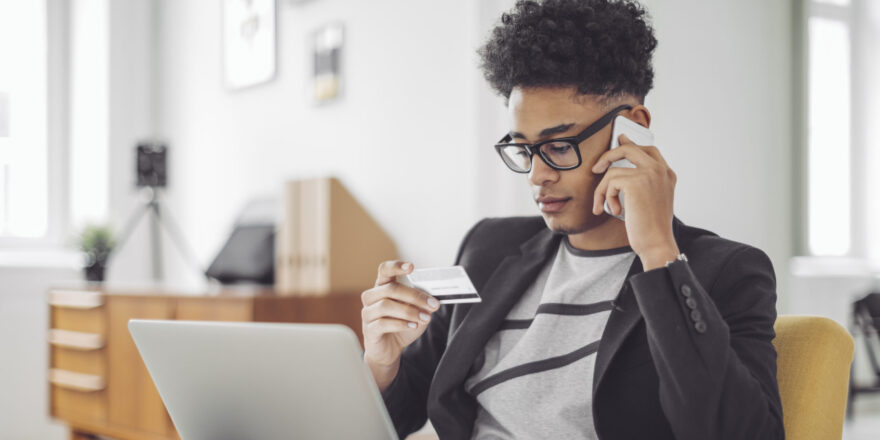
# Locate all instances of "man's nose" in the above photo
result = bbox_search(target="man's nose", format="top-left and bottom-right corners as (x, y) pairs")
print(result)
(528, 152), (560, 186)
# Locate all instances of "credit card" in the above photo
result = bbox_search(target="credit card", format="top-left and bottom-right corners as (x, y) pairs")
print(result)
(403, 265), (481, 304)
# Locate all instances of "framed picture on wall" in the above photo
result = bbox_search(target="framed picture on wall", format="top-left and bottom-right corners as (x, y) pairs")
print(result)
(312, 23), (344, 104)
(223, 0), (276, 90)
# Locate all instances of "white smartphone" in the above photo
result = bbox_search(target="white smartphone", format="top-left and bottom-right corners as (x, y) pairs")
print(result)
(603, 116), (655, 221)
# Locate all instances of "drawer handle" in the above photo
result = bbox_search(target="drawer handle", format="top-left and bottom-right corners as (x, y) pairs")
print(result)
(48, 290), (104, 309)
(49, 369), (105, 392)
(48, 329), (104, 350)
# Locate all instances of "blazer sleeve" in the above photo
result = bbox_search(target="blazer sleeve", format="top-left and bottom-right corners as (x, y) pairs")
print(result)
(627, 246), (785, 440)
(379, 219), (486, 439)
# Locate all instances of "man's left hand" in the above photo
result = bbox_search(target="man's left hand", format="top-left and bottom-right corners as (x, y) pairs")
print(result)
(591, 133), (680, 271)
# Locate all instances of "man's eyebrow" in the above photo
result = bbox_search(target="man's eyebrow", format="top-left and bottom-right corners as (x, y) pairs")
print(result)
(509, 123), (576, 141)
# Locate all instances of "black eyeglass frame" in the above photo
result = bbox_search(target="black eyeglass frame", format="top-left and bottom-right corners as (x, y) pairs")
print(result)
(493, 104), (633, 173)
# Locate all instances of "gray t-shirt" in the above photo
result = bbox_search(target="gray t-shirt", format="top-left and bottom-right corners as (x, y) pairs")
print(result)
(465, 237), (636, 439)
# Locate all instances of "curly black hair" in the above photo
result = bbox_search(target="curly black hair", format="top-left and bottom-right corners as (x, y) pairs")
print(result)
(478, 0), (657, 104)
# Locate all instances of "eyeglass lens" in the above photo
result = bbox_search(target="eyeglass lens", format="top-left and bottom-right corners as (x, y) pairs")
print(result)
(498, 141), (579, 172)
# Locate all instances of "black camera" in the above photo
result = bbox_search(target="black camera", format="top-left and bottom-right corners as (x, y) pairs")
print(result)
(136, 142), (167, 188)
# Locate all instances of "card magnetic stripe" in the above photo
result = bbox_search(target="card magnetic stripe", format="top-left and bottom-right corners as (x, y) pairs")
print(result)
(435, 293), (481, 301)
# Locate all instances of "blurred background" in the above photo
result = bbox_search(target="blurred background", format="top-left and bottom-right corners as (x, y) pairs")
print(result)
(1, 0), (879, 438)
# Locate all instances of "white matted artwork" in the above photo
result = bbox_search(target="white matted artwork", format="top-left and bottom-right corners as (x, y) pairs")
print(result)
(223, 0), (276, 90)
(312, 23), (344, 104)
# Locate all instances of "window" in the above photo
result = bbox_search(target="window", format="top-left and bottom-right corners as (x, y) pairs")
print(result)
(804, 0), (880, 260)
(0, 1), (49, 239)
(806, 5), (851, 256)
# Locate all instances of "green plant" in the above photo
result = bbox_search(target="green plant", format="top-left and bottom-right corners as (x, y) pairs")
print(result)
(78, 224), (116, 264)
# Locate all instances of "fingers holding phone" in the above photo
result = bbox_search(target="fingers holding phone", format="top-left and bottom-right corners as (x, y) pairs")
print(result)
(590, 117), (677, 260)
(593, 116), (656, 220)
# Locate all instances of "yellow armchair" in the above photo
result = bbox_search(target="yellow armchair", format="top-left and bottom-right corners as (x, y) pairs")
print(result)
(773, 315), (854, 440)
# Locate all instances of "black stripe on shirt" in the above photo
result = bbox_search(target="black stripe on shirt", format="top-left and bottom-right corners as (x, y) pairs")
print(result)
(563, 236), (634, 257)
(469, 340), (601, 397)
(498, 300), (614, 330)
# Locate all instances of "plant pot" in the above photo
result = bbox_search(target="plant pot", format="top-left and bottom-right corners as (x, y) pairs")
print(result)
(84, 261), (106, 282)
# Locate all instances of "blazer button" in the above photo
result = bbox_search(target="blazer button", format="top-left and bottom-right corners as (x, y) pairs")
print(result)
(695, 321), (707, 333)
(690, 310), (702, 321)
(686, 298), (697, 309)
(681, 284), (693, 297)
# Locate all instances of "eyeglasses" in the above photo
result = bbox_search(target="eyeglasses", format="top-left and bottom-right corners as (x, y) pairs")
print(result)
(494, 104), (632, 173)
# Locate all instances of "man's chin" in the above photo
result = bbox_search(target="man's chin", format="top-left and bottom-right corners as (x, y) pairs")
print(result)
(542, 214), (585, 235)
(542, 212), (608, 235)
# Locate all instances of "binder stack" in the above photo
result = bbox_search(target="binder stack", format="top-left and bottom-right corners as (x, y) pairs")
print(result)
(275, 177), (397, 295)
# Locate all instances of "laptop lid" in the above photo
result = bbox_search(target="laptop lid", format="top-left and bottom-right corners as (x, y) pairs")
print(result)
(128, 319), (399, 440)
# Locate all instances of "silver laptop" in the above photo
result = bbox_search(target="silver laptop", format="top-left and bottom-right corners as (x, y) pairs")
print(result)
(128, 319), (399, 440)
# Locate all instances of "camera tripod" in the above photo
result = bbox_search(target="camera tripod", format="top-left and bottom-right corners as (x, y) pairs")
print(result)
(112, 187), (206, 282)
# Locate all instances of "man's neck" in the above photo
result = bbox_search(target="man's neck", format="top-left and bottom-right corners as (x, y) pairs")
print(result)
(566, 216), (630, 251)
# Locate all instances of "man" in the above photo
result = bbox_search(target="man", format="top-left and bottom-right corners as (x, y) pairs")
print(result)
(361, 0), (784, 439)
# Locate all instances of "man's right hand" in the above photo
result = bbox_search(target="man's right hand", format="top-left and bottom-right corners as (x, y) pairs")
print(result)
(362, 260), (440, 392)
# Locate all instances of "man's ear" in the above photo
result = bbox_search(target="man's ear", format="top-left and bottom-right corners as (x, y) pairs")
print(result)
(627, 105), (652, 129)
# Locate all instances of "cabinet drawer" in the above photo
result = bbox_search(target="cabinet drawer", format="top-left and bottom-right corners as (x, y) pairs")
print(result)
(50, 369), (107, 423)
(51, 346), (106, 376)
(51, 385), (107, 423)
(51, 307), (105, 334)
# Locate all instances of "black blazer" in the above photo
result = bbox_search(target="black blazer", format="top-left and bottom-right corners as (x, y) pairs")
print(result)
(380, 216), (784, 440)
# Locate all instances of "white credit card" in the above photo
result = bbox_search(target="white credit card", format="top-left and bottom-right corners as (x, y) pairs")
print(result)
(404, 265), (481, 304)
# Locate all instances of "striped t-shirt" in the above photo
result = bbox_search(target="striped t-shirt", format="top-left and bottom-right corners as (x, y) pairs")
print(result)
(465, 236), (636, 439)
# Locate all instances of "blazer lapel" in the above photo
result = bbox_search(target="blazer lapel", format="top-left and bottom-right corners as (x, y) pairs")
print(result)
(591, 255), (644, 396)
(431, 227), (562, 401)
(592, 215), (689, 396)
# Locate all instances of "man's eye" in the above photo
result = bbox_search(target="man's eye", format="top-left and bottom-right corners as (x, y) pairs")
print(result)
(547, 144), (571, 154)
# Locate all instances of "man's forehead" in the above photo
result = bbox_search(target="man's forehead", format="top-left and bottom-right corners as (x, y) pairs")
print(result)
(508, 123), (576, 141)
(507, 88), (603, 140)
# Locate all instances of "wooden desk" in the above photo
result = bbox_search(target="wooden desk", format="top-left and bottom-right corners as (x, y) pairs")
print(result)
(47, 284), (364, 440)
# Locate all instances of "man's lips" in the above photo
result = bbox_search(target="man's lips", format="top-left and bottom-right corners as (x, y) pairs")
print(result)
(536, 196), (571, 213)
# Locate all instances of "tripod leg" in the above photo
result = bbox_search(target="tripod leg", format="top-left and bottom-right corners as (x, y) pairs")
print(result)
(152, 201), (206, 279)
(108, 201), (152, 263)
(149, 202), (164, 281)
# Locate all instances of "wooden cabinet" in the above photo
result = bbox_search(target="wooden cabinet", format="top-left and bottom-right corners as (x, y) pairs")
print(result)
(48, 285), (364, 440)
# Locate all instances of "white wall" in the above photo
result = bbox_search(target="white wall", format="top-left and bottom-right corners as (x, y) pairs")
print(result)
(645, 0), (794, 306)
(148, 0), (485, 287)
(110, 0), (794, 305)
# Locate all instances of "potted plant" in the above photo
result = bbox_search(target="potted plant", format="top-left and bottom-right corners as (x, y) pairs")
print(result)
(78, 224), (116, 282)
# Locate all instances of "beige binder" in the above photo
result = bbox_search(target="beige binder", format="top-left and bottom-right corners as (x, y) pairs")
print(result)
(276, 180), (299, 291)
(275, 177), (397, 295)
